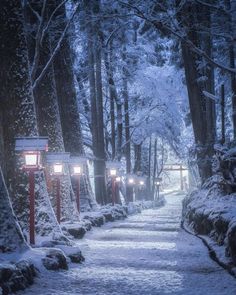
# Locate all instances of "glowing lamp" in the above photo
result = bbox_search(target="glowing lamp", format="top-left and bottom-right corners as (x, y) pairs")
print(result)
(156, 181), (160, 186)
(53, 163), (63, 175)
(116, 176), (121, 182)
(110, 168), (117, 176)
(15, 136), (48, 245)
(24, 151), (41, 169)
(73, 165), (82, 175)
(128, 178), (134, 184)
(139, 180), (145, 186)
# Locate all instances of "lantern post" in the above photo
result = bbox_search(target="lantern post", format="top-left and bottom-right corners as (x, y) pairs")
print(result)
(110, 168), (117, 206)
(46, 152), (70, 223)
(106, 161), (121, 206)
(127, 175), (136, 202)
(70, 156), (87, 213)
(15, 137), (48, 245)
(155, 177), (162, 201)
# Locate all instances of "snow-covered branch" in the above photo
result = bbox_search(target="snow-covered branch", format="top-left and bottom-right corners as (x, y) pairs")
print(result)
(32, 3), (79, 90)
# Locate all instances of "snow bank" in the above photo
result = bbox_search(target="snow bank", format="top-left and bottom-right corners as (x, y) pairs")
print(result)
(0, 260), (36, 294)
(183, 189), (236, 265)
(128, 197), (165, 215)
(61, 197), (165, 241)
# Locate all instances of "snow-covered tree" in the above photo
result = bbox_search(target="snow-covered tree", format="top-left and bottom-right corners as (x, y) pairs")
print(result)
(0, 0), (65, 243)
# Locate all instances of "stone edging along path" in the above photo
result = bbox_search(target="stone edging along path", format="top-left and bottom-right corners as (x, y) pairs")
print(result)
(182, 221), (236, 278)
(182, 191), (236, 278)
(61, 198), (166, 241)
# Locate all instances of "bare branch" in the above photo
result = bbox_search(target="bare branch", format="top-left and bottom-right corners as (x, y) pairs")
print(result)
(105, 21), (131, 47)
(27, 1), (41, 22)
(31, 0), (47, 81)
(33, 3), (79, 90)
(118, 1), (236, 74)
(195, 0), (229, 16)
(40, 0), (69, 44)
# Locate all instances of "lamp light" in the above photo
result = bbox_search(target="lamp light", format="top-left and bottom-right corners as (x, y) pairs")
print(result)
(110, 168), (117, 176)
(53, 163), (63, 175)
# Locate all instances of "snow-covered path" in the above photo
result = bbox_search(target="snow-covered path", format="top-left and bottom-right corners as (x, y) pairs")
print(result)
(21, 192), (236, 294)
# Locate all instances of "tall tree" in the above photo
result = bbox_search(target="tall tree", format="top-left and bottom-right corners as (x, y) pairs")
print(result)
(0, 167), (28, 252)
(84, 0), (107, 204)
(177, 1), (214, 182)
(51, 1), (96, 211)
(0, 0), (64, 242)
(25, 1), (79, 222)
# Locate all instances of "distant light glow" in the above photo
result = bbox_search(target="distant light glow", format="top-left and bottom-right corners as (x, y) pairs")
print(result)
(53, 163), (63, 174)
(128, 178), (134, 184)
(116, 176), (121, 182)
(25, 153), (38, 166)
(110, 169), (117, 176)
(140, 181), (145, 186)
(73, 165), (82, 175)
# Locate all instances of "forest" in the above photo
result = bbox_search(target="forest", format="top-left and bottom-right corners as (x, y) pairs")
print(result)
(1, 0), (236, 294)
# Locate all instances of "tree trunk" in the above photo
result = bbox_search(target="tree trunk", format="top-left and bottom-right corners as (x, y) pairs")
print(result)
(0, 167), (28, 251)
(152, 138), (157, 198)
(0, 0), (63, 242)
(52, 1), (96, 211)
(94, 37), (108, 204)
(122, 50), (132, 202)
(177, 1), (213, 183)
(225, 0), (236, 138)
(221, 84), (226, 144)
(147, 136), (152, 200)
(199, 3), (216, 164)
(27, 3), (79, 222)
(122, 54), (131, 174)
(133, 144), (142, 173)
(85, 0), (107, 204)
(104, 48), (116, 159)
(104, 45), (123, 160)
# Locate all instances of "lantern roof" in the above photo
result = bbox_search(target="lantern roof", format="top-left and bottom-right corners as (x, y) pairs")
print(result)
(46, 152), (70, 163)
(15, 137), (48, 151)
(106, 161), (122, 169)
(70, 156), (88, 164)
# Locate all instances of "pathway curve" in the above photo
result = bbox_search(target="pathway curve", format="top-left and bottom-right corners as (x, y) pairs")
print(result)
(21, 191), (236, 294)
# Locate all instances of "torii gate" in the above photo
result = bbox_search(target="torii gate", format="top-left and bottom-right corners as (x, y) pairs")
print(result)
(163, 164), (188, 190)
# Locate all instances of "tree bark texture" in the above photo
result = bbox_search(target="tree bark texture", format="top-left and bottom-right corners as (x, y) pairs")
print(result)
(0, 0), (63, 241)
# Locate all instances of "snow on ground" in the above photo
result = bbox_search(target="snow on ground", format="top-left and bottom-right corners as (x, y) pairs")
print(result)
(182, 188), (236, 268)
(18, 191), (236, 295)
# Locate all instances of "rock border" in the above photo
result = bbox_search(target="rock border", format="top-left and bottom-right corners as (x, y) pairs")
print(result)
(61, 198), (165, 241)
(182, 191), (236, 276)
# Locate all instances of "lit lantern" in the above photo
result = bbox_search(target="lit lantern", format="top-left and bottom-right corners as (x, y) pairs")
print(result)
(46, 152), (70, 223)
(128, 177), (134, 185)
(15, 137), (48, 170)
(73, 165), (82, 175)
(155, 179), (161, 201)
(106, 161), (121, 177)
(46, 153), (70, 176)
(15, 136), (48, 245)
(70, 156), (88, 213)
(110, 168), (117, 177)
(116, 176), (121, 182)
(106, 161), (122, 206)
(24, 151), (41, 169)
(53, 163), (64, 175)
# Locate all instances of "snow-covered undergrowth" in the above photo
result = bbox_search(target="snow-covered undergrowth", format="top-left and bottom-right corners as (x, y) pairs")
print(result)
(0, 197), (165, 294)
(183, 189), (236, 266)
(62, 196), (165, 240)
